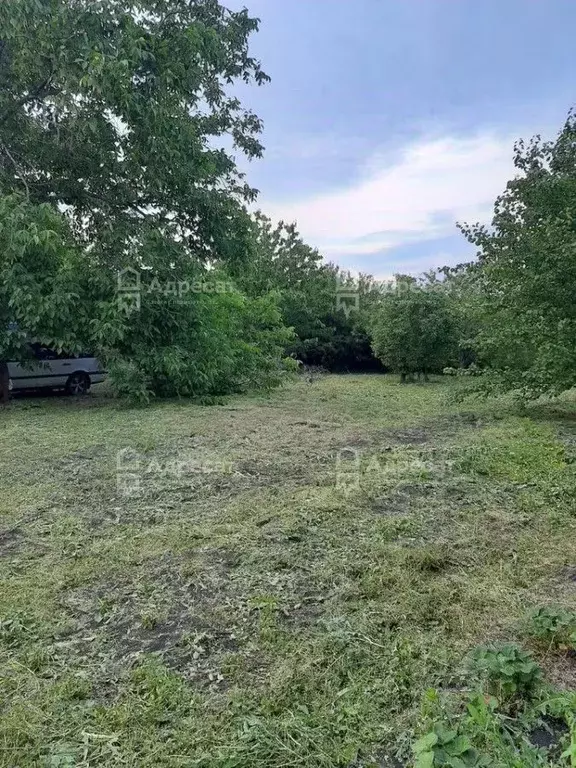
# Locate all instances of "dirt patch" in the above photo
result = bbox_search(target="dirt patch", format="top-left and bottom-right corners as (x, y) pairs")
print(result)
(376, 427), (430, 446)
(282, 594), (328, 628)
(0, 527), (23, 556)
(57, 554), (249, 689)
(529, 716), (569, 758)
(107, 609), (239, 681)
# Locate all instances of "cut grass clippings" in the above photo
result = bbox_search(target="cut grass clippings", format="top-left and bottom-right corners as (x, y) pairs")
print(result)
(0, 375), (575, 766)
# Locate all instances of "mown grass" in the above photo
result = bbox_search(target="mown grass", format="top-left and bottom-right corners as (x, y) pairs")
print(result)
(0, 375), (575, 767)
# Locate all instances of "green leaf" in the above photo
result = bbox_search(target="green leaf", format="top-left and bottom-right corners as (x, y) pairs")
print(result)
(414, 732), (439, 754)
(435, 727), (458, 746)
(444, 736), (472, 756)
(415, 752), (435, 768)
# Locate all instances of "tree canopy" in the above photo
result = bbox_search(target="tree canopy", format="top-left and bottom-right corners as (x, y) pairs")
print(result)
(371, 275), (458, 380)
(460, 112), (576, 398)
(0, 0), (297, 402)
(0, 0), (267, 260)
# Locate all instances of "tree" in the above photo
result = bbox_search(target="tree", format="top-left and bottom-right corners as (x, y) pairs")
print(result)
(0, 0), (267, 260)
(439, 262), (484, 369)
(0, 0), (293, 402)
(460, 110), (576, 398)
(371, 275), (458, 381)
(237, 213), (384, 371)
(0, 195), (99, 403)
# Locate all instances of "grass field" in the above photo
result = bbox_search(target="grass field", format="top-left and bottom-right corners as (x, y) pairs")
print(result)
(1, 375), (576, 767)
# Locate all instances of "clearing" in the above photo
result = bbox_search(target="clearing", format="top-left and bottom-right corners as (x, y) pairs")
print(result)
(1, 375), (575, 766)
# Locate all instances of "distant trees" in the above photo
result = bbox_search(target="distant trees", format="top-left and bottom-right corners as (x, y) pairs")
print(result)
(238, 214), (384, 372)
(373, 107), (576, 396)
(371, 276), (458, 380)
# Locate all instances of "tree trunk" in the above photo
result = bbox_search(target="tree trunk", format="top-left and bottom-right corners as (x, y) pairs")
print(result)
(0, 361), (10, 405)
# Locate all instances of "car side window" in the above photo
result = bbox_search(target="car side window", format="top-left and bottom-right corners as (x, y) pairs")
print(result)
(30, 344), (55, 360)
(30, 344), (72, 361)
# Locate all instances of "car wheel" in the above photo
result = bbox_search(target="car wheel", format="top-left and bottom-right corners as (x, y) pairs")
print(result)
(65, 372), (91, 396)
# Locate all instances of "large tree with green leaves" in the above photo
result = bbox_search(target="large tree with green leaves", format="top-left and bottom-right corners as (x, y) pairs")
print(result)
(0, 0), (293, 402)
(0, 0), (267, 259)
(460, 111), (576, 398)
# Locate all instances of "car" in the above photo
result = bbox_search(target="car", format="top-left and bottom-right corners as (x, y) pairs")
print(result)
(8, 344), (106, 395)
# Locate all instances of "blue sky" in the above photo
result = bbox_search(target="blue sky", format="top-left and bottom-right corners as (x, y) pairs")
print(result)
(228, 0), (575, 278)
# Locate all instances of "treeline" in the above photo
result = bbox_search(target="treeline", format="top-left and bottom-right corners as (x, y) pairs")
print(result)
(1, 0), (575, 404)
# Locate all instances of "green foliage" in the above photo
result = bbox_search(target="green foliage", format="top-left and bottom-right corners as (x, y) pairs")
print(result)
(413, 724), (490, 767)
(469, 644), (542, 702)
(562, 710), (576, 767)
(0, 0), (266, 258)
(460, 109), (576, 399)
(371, 275), (458, 379)
(0, 194), (99, 362)
(0, 0), (298, 402)
(444, 365), (481, 378)
(527, 606), (576, 649)
(104, 283), (294, 403)
(414, 676), (576, 767)
(237, 213), (383, 371)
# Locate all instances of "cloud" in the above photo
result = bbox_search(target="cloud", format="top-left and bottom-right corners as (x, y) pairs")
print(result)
(265, 131), (519, 262)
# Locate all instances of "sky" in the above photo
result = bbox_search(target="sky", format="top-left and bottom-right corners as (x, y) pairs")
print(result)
(225, 0), (575, 279)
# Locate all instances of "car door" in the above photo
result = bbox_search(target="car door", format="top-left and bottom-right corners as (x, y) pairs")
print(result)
(79, 354), (106, 384)
(7, 359), (47, 390)
(47, 349), (76, 386)
(8, 345), (69, 390)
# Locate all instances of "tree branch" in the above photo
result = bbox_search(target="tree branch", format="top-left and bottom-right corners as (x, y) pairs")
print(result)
(0, 143), (30, 198)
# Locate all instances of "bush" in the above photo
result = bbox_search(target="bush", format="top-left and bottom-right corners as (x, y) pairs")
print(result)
(103, 284), (295, 404)
(371, 276), (458, 379)
(469, 644), (542, 703)
(527, 606), (576, 650)
(413, 725), (490, 767)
